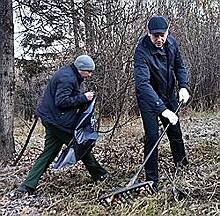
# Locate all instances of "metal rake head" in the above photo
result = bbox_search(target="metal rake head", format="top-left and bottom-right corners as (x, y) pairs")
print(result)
(98, 181), (156, 206)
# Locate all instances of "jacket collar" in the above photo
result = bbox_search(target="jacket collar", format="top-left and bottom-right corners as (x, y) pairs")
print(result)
(143, 33), (174, 55)
(70, 63), (84, 84)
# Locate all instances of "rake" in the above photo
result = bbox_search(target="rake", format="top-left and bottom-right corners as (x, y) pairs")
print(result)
(99, 101), (184, 206)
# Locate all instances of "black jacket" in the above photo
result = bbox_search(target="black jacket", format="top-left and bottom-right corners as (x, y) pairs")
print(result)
(37, 64), (88, 133)
(134, 33), (188, 114)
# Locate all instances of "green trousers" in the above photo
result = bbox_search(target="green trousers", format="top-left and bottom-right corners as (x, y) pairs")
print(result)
(23, 122), (107, 190)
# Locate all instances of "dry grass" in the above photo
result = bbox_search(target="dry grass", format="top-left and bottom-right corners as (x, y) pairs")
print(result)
(0, 112), (219, 215)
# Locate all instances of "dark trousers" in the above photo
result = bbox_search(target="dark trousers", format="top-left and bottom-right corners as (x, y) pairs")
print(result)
(141, 110), (187, 183)
(23, 122), (107, 190)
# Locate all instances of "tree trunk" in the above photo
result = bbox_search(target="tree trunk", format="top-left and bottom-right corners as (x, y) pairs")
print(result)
(83, 0), (95, 54)
(0, 0), (15, 163)
(70, 0), (81, 54)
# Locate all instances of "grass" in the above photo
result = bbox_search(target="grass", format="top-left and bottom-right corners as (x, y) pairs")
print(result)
(0, 112), (219, 215)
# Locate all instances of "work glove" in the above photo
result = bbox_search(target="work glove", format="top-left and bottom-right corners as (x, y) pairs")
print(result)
(179, 88), (190, 104)
(161, 109), (178, 125)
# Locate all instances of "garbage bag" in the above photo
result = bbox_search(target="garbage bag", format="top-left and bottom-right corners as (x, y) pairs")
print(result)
(53, 97), (98, 169)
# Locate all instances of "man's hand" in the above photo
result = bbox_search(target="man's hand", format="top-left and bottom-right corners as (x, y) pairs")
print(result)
(161, 109), (178, 125)
(84, 91), (94, 101)
(179, 88), (190, 104)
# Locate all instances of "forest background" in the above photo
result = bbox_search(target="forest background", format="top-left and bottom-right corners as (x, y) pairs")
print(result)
(0, 0), (219, 215)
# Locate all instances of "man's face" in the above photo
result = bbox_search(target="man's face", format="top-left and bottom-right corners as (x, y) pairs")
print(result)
(79, 70), (93, 78)
(148, 30), (168, 48)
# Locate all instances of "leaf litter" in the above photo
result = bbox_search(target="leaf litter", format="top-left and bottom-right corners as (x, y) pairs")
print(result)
(0, 112), (219, 215)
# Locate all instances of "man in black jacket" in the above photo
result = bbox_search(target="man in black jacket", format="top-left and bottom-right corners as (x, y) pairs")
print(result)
(17, 55), (108, 194)
(134, 16), (190, 191)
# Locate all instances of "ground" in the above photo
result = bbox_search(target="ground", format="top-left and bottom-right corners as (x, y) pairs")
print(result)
(0, 111), (219, 215)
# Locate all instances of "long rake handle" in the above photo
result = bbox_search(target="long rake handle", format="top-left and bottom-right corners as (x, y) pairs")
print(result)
(127, 100), (184, 187)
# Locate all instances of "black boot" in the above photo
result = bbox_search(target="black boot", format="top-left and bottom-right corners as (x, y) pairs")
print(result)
(15, 184), (35, 195)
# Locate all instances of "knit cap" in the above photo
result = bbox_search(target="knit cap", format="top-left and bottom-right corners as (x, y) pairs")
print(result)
(74, 55), (95, 71)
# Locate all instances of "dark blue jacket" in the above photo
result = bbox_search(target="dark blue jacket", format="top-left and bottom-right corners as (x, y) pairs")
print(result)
(37, 64), (88, 133)
(134, 33), (188, 115)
